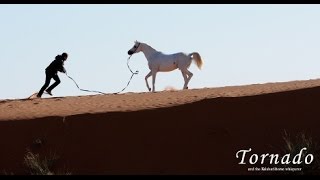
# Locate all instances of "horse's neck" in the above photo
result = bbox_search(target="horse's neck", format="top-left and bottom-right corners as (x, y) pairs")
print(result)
(141, 44), (158, 61)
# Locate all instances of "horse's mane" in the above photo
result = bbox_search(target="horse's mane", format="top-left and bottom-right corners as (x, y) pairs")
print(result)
(142, 42), (158, 52)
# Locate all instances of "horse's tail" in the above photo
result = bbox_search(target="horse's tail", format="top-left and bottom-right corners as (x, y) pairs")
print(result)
(189, 52), (203, 69)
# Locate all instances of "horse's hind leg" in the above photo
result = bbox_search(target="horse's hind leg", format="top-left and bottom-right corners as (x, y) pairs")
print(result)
(181, 70), (187, 89)
(186, 70), (193, 89)
(181, 69), (193, 89)
(145, 71), (152, 91)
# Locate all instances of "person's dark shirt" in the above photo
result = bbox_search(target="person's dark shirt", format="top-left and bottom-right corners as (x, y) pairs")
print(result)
(45, 55), (66, 74)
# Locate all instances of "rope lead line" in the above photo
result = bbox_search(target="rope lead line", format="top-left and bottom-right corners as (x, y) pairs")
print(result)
(66, 55), (139, 95)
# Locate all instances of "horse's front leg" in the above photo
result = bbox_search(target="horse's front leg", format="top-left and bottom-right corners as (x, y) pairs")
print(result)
(152, 71), (157, 92)
(145, 71), (152, 91)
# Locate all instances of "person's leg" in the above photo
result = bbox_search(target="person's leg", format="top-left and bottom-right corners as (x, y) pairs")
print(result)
(46, 74), (61, 95)
(37, 72), (52, 97)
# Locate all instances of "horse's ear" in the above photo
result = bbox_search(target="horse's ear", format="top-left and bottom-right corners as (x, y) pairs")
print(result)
(135, 40), (137, 43)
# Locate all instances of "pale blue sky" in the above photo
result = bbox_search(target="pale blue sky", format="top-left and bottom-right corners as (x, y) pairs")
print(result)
(1, 4), (320, 99)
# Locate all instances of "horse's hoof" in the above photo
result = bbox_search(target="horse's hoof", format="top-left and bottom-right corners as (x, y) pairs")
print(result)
(186, 86), (188, 89)
(148, 88), (151, 91)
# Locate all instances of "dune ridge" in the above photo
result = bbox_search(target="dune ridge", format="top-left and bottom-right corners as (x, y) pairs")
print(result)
(0, 79), (320, 174)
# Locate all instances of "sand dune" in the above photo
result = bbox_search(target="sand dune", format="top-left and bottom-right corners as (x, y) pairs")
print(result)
(1, 79), (320, 174)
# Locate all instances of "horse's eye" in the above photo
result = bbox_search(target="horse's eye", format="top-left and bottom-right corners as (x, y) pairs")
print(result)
(134, 46), (137, 48)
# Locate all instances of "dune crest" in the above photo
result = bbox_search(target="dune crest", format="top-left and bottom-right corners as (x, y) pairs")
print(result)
(1, 79), (320, 174)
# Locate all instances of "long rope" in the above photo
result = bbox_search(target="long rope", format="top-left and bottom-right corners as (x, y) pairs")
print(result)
(66, 74), (107, 95)
(113, 55), (139, 94)
(66, 55), (139, 95)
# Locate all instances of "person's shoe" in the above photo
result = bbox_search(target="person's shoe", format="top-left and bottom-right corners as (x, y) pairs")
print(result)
(45, 90), (52, 96)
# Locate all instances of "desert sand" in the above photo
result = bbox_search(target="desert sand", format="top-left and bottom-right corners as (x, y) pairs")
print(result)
(1, 79), (320, 174)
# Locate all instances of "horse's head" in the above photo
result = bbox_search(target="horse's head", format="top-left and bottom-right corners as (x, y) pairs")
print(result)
(128, 40), (142, 55)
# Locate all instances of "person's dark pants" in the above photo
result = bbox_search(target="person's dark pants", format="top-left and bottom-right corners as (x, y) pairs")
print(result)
(37, 70), (61, 97)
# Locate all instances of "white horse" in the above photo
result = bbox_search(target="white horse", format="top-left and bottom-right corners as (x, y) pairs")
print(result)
(128, 41), (203, 92)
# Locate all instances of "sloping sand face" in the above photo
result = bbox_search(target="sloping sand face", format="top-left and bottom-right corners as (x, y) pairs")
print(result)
(1, 79), (320, 174)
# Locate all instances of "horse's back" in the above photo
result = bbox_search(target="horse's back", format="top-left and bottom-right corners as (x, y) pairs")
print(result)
(158, 52), (189, 60)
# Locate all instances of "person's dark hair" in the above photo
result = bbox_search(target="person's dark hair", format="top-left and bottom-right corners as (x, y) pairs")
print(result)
(62, 52), (68, 57)
(62, 52), (68, 60)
